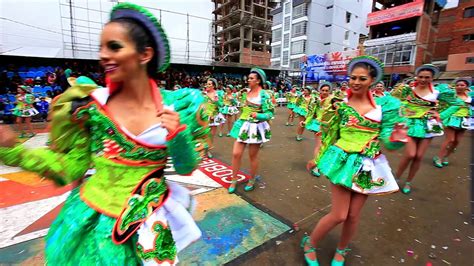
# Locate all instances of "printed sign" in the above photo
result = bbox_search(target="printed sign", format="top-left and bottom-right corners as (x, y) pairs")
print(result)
(301, 50), (359, 82)
(198, 158), (250, 188)
(367, 0), (424, 27)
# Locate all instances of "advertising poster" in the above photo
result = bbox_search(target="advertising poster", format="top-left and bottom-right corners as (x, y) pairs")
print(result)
(301, 50), (360, 83)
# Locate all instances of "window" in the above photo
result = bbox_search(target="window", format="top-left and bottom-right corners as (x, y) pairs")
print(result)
(346, 12), (351, 23)
(284, 16), (291, 31)
(272, 45), (281, 58)
(290, 59), (301, 70)
(464, 7), (474, 18)
(284, 1), (291, 14)
(324, 42), (330, 45)
(344, 30), (350, 40)
(293, 4), (307, 19)
(365, 43), (415, 65)
(291, 40), (306, 55)
(273, 13), (282, 25)
(273, 28), (282, 42)
(325, 24), (332, 27)
(292, 21), (307, 37)
(327, 5), (333, 9)
(283, 33), (290, 48)
(466, 57), (474, 64)
(271, 60), (281, 67)
(463, 34), (474, 41)
(283, 51), (289, 65)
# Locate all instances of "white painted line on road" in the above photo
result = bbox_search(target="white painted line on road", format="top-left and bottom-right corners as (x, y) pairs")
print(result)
(166, 170), (222, 188)
(0, 192), (70, 248)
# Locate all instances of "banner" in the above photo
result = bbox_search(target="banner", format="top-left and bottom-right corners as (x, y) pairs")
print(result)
(301, 50), (359, 82)
(367, 0), (424, 27)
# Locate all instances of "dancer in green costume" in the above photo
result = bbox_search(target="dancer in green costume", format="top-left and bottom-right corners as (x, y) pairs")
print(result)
(392, 64), (458, 194)
(303, 82), (332, 177)
(228, 68), (274, 193)
(0, 3), (209, 265)
(220, 84), (239, 137)
(203, 78), (225, 158)
(285, 85), (299, 126)
(434, 77), (474, 167)
(302, 56), (407, 266)
(12, 85), (38, 138)
(294, 86), (314, 141)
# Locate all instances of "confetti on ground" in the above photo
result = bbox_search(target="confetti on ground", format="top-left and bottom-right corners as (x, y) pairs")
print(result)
(414, 239), (422, 244)
(442, 246), (448, 250)
(431, 245), (436, 249)
(407, 249), (414, 256)
(442, 259), (451, 265)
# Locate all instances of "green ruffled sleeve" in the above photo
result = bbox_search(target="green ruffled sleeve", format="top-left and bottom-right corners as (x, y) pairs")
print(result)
(315, 99), (342, 163)
(216, 90), (225, 108)
(390, 84), (410, 101)
(0, 80), (96, 185)
(304, 97), (318, 125)
(163, 88), (210, 174)
(376, 95), (406, 150)
(439, 97), (464, 121)
(255, 90), (274, 121)
(436, 84), (457, 106)
(25, 94), (35, 104)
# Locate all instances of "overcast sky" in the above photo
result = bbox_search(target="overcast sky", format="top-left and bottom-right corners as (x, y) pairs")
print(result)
(0, 0), (214, 63)
(0, 0), (460, 61)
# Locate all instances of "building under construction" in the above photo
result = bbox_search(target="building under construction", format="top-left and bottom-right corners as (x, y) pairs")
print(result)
(212, 0), (277, 67)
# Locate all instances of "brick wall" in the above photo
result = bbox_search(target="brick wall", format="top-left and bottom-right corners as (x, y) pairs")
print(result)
(240, 48), (271, 66)
(433, 0), (474, 60)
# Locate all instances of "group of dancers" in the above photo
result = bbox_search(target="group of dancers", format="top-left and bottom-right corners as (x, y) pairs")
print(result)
(0, 2), (472, 265)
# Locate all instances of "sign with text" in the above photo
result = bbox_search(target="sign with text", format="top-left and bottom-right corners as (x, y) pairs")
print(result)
(198, 158), (251, 188)
(301, 50), (359, 82)
(367, 0), (424, 27)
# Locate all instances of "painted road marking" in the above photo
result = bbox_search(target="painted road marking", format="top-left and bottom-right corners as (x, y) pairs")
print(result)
(0, 192), (70, 248)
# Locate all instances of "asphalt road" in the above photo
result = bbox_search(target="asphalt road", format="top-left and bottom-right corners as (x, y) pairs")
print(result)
(212, 106), (473, 266)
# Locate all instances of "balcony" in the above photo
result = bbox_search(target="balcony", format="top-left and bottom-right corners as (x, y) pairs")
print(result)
(364, 32), (416, 47)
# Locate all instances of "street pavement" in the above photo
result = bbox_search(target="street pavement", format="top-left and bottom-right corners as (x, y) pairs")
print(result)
(1, 106), (473, 265)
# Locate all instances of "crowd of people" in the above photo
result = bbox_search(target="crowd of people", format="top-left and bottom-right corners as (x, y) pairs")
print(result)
(0, 2), (472, 266)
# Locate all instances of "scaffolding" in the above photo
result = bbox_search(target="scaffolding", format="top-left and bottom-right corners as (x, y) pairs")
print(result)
(212, 0), (277, 67)
(58, 0), (213, 64)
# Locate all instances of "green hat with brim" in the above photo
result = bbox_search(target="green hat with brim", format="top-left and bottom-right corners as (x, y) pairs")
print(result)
(250, 67), (267, 85)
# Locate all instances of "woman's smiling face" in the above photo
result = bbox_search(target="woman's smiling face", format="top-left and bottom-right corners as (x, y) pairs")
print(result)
(99, 22), (143, 82)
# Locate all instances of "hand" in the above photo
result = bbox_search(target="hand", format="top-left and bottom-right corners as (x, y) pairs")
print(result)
(251, 112), (257, 119)
(306, 160), (316, 171)
(0, 125), (17, 148)
(390, 123), (408, 143)
(427, 110), (440, 120)
(157, 109), (181, 133)
(300, 121), (306, 127)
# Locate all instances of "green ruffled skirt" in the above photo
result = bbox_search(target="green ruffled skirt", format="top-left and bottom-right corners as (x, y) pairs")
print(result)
(318, 146), (399, 195)
(443, 116), (467, 129)
(305, 119), (320, 133)
(287, 103), (296, 110)
(46, 188), (139, 265)
(293, 106), (307, 117)
(406, 117), (446, 138)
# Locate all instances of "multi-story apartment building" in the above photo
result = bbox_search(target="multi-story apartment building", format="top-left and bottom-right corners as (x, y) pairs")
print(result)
(270, 0), (371, 70)
(363, 0), (447, 84)
(211, 0), (277, 67)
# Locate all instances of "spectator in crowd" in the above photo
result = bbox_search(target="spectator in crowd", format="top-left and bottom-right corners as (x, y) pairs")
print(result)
(35, 96), (49, 121)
